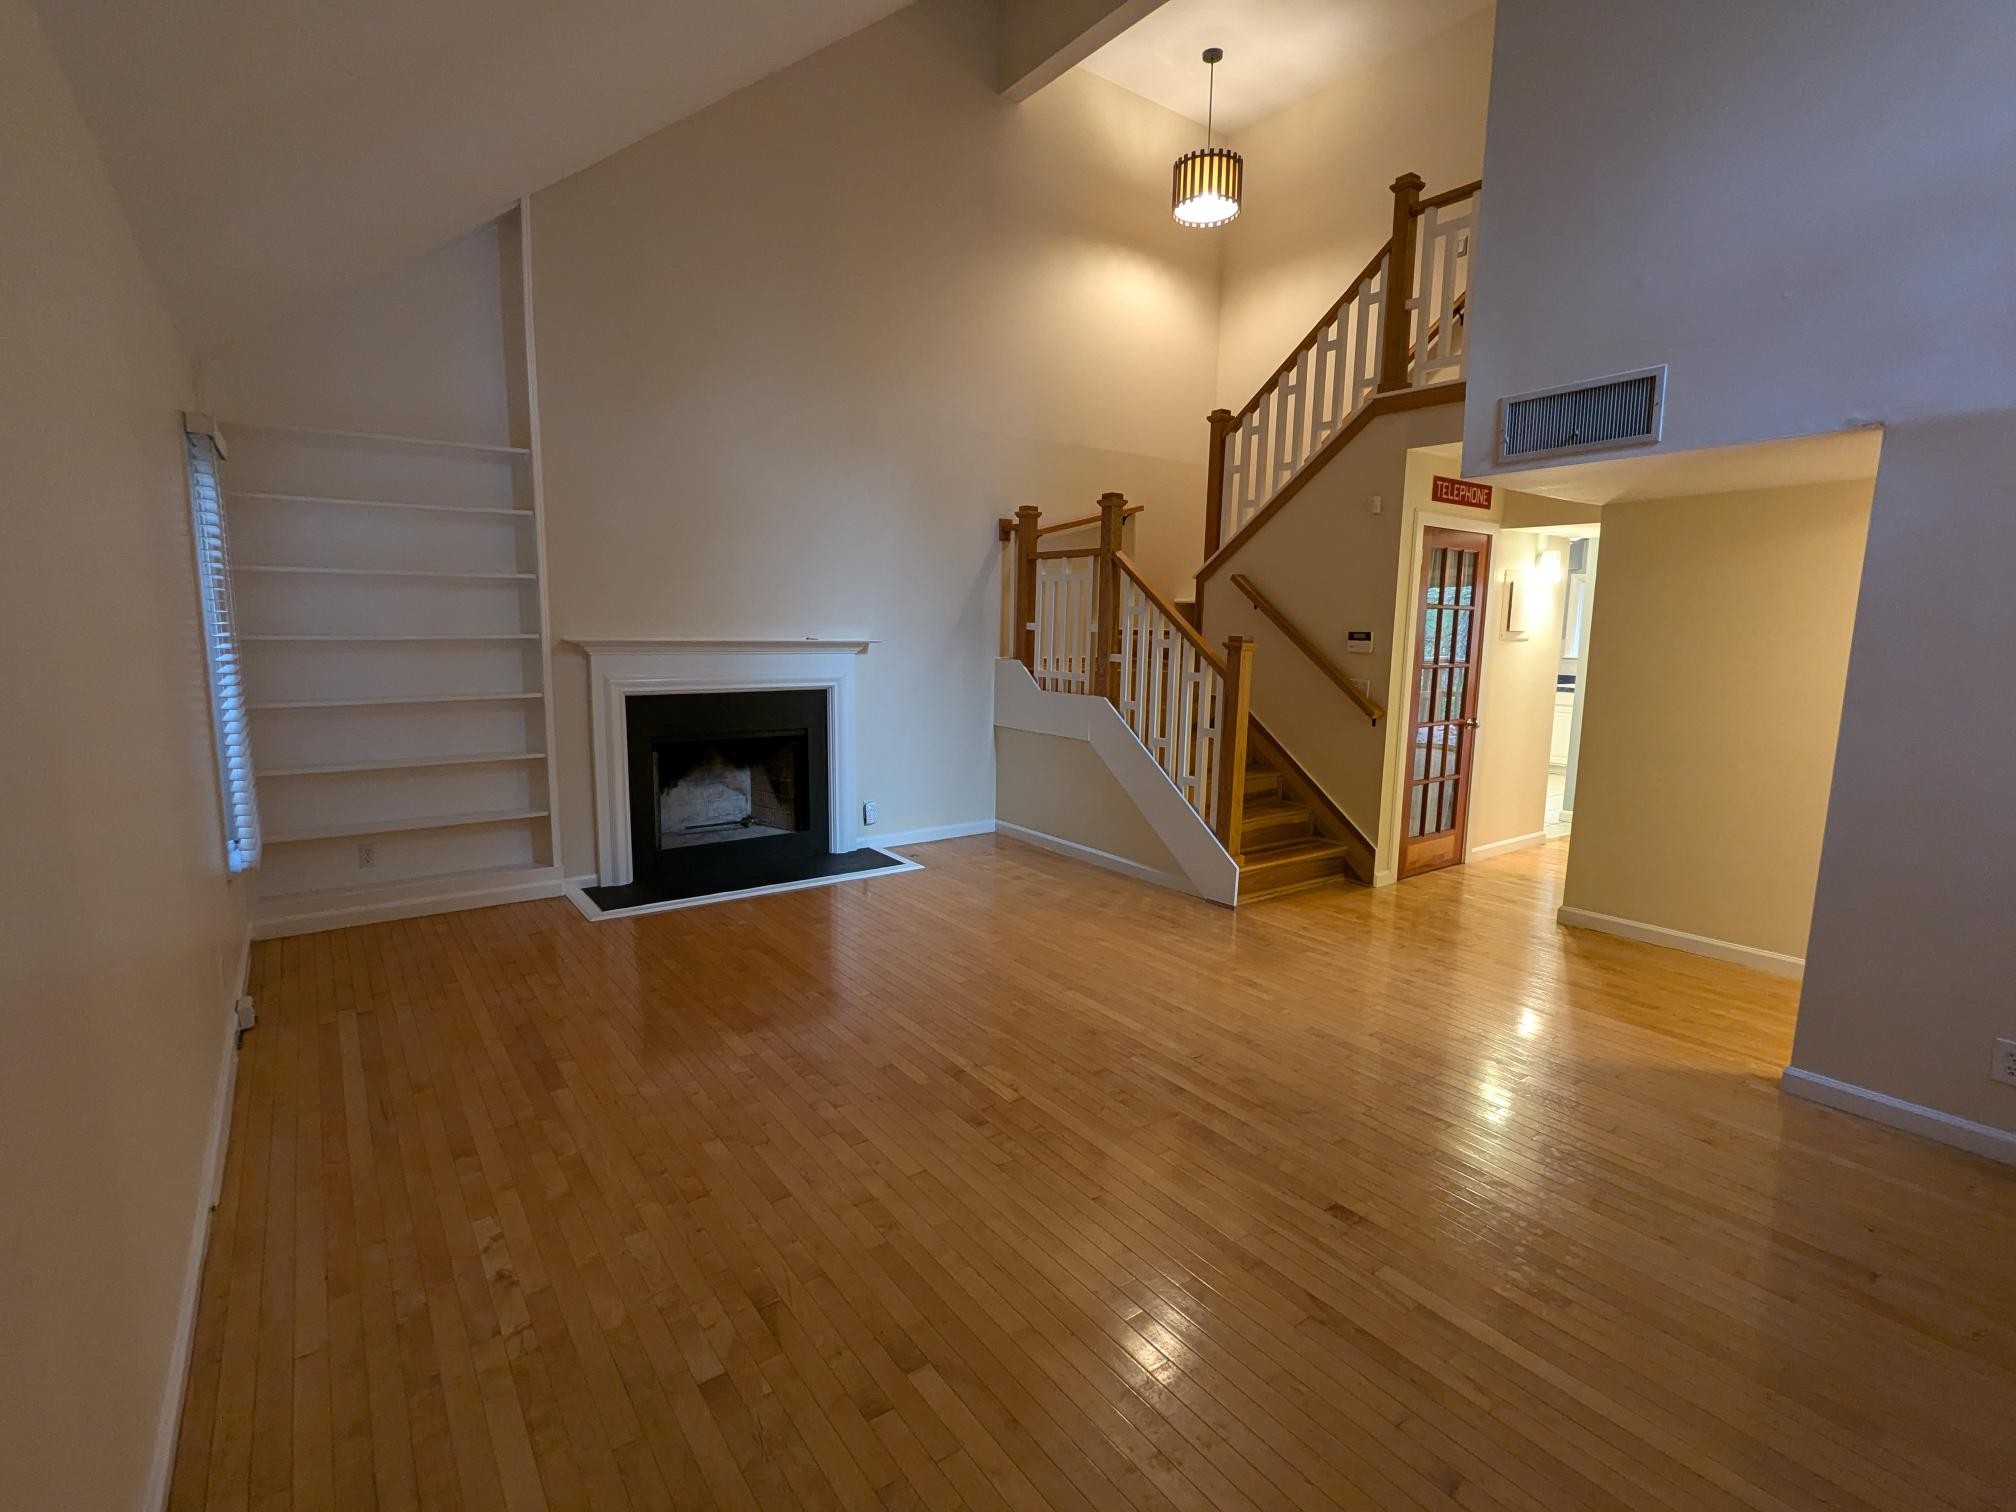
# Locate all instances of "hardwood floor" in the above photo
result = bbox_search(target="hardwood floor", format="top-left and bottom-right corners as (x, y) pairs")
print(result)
(168, 837), (2016, 1511)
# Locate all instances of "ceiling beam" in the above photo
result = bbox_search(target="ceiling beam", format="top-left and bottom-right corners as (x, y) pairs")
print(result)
(998, 0), (1169, 101)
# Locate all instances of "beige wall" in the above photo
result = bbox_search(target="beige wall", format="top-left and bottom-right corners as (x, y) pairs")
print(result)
(1196, 405), (1467, 849)
(1214, 7), (1494, 408)
(533, 0), (1221, 874)
(0, 1), (248, 1504)
(996, 727), (1182, 873)
(1466, 526), (1569, 854)
(200, 221), (516, 445)
(1793, 412), (2016, 1136)
(1562, 480), (1872, 960)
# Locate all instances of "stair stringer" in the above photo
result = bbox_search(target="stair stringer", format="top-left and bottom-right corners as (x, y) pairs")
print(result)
(994, 659), (1240, 906)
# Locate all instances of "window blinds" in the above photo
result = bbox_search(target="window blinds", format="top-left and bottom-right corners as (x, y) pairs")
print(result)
(185, 424), (261, 872)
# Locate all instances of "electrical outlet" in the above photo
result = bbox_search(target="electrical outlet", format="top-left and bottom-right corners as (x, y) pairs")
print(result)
(1368, 494), (1383, 515)
(1991, 1038), (2016, 1088)
(357, 843), (376, 869)
(862, 800), (878, 826)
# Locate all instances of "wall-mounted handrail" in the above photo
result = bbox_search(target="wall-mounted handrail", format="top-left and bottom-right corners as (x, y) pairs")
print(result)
(1229, 573), (1385, 725)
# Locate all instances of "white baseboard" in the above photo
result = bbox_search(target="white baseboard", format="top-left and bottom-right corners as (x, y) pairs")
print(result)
(146, 947), (248, 1509)
(1556, 905), (1804, 978)
(869, 819), (996, 848)
(1781, 1067), (2016, 1167)
(994, 821), (1194, 897)
(252, 867), (564, 939)
(1467, 830), (1548, 863)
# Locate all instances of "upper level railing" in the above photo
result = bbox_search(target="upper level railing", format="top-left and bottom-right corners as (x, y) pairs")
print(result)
(1003, 495), (1257, 857)
(1204, 173), (1480, 563)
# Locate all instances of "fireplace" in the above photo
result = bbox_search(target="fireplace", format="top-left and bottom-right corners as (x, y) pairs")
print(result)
(623, 688), (828, 890)
(574, 640), (912, 916)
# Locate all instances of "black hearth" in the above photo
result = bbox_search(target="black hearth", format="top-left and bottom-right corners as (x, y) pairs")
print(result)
(585, 687), (901, 911)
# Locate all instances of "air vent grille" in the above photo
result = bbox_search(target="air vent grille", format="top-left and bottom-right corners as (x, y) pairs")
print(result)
(1498, 367), (1665, 463)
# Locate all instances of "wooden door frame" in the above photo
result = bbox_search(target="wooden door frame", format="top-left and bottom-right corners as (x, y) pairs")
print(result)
(1398, 524), (1492, 878)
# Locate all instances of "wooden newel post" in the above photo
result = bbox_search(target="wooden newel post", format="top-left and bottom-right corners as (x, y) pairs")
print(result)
(1214, 635), (1256, 861)
(1092, 492), (1127, 701)
(1203, 408), (1234, 564)
(1377, 171), (1424, 394)
(1013, 505), (1041, 670)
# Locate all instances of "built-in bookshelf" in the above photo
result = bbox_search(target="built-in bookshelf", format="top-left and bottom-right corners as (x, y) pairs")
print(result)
(218, 208), (563, 937)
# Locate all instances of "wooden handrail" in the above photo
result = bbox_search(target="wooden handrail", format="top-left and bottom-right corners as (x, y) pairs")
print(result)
(1231, 242), (1389, 423)
(1415, 178), (1482, 214)
(1116, 552), (1228, 675)
(998, 502), (1143, 542)
(1229, 572), (1385, 724)
(1030, 546), (1098, 561)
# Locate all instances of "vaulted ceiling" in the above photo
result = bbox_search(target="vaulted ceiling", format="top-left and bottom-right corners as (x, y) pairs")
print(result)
(34, 0), (911, 352)
(1081, 0), (1492, 135)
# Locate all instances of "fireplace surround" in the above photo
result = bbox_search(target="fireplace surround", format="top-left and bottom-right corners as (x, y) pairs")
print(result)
(574, 639), (909, 913)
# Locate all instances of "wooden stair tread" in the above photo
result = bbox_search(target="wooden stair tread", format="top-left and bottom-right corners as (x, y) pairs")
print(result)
(1239, 836), (1351, 866)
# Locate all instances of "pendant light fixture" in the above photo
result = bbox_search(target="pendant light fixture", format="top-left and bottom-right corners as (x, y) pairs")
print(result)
(1172, 47), (1242, 228)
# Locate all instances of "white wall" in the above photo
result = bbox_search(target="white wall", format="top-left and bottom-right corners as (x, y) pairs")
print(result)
(532, 0), (1222, 875)
(1215, 6), (1494, 409)
(0, 1), (248, 1504)
(1793, 411), (2016, 1138)
(1465, 0), (2016, 474)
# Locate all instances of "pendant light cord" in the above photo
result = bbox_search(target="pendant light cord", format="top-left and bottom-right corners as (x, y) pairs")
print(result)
(1205, 59), (1216, 148)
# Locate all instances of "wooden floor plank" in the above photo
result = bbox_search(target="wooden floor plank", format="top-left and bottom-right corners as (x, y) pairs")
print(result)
(170, 838), (2016, 1510)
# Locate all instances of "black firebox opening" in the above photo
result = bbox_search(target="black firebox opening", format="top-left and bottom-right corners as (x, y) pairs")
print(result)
(588, 687), (902, 911)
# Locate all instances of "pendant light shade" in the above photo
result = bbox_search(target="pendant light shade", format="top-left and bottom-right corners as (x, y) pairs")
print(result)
(1172, 147), (1243, 228)
(1173, 47), (1242, 228)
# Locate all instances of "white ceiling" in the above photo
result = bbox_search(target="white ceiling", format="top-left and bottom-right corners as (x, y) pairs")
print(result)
(1476, 427), (1886, 506)
(1079, 0), (1493, 136)
(33, 0), (910, 352)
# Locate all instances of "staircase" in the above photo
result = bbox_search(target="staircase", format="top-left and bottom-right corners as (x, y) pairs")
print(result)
(998, 168), (1478, 905)
(1237, 753), (1357, 900)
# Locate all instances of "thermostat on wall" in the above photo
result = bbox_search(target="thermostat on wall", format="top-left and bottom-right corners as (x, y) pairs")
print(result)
(1345, 630), (1375, 655)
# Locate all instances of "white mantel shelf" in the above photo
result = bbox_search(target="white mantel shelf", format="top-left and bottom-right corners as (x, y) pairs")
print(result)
(570, 638), (876, 655)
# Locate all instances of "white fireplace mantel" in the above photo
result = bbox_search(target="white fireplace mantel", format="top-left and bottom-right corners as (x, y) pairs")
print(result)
(574, 638), (868, 886)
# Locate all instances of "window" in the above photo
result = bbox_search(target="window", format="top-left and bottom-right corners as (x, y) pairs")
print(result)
(184, 418), (261, 872)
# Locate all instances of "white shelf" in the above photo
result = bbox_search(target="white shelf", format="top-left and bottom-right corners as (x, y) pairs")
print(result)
(235, 564), (536, 581)
(221, 418), (530, 458)
(226, 491), (534, 519)
(242, 633), (541, 643)
(261, 751), (548, 777)
(265, 807), (550, 845)
(249, 691), (544, 710)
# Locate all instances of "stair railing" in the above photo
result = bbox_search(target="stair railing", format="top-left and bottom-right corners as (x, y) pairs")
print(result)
(1002, 495), (1256, 855)
(1203, 172), (1480, 563)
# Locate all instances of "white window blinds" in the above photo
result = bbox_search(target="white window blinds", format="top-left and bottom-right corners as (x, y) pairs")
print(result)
(185, 422), (261, 872)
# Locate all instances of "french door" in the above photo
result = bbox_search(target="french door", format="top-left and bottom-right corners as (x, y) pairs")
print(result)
(1399, 526), (1491, 878)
